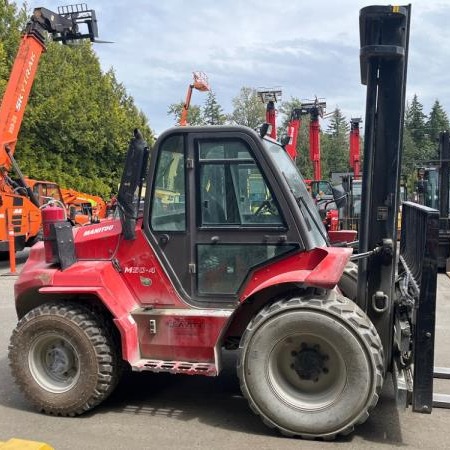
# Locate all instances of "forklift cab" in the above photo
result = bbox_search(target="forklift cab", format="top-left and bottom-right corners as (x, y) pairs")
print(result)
(119, 126), (330, 304)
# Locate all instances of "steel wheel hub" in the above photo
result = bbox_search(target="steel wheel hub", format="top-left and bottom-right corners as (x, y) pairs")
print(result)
(292, 343), (329, 382)
(268, 333), (347, 410)
(29, 334), (81, 393)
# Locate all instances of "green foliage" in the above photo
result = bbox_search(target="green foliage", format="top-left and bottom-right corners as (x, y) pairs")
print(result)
(0, 1), (27, 97)
(405, 94), (427, 145)
(167, 101), (203, 126)
(202, 90), (226, 125)
(322, 108), (351, 177)
(1, 4), (153, 199)
(0, 1), (27, 69)
(229, 87), (265, 129)
(402, 94), (442, 186)
(426, 100), (449, 145)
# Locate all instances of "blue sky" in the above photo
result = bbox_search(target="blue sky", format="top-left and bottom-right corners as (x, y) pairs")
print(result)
(28, 0), (450, 135)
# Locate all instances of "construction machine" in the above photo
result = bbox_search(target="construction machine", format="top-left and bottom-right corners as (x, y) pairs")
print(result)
(0, 4), (99, 254)
(60, 187), (107, 224)
(413, 131), (450, 270)
(302, 98), (343, 232)
(283, 107), (303, 161)
(349, 117), (362, 179)
(8, 5), (447, 440)
(257, 88), (282, 140)
(179, 72), (210, 126)
(338, 118), (363, 230)
(281, 101), (342, 232)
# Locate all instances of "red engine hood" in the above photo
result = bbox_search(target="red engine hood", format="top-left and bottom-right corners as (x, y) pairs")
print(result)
(74, 218), (122, 260)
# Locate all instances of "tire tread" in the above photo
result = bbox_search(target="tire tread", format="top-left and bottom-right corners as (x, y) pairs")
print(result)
(237, 291), (384, 440)
(9, 302), (120, 416)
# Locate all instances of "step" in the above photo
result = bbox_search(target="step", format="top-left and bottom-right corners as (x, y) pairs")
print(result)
(132, 359), (217, 376)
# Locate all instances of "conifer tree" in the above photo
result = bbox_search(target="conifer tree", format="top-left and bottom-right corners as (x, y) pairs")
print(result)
(426, 99), (450, 144)
(202, 90), (226, 125)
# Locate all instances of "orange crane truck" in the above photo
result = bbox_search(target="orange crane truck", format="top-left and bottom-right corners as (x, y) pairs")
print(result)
(179, 72), (210, 126)
(0, 4), (99, 256)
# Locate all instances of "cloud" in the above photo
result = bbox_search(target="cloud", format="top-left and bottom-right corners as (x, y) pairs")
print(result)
(28, 0), (450, 134)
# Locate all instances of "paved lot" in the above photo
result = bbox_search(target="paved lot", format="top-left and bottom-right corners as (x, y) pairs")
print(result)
(0, 250), (449, 449)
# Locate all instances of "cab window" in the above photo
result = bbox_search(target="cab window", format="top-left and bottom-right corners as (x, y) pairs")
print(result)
(197, 139), (284, 226)
(150, 135), (186, 231)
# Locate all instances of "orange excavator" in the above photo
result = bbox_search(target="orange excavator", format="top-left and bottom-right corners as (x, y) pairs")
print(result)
(0, 5), (99, 256)
(179, 72), (210, 126)
(60, 188), (107, 224)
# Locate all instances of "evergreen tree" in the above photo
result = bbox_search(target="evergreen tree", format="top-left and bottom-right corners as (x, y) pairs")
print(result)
(426, 99), (450, 144)
(229, 87), (265, 129)
(403, 95), (434, 175)
(0, 3), (154, 199)
(327, 107), (349, 137)
(0, 1), (27, 69)
(202, 90), (226, 125)
(405, 94), (427, 145)
(0, 1), (27, 96)
(322, 108), (349, 176)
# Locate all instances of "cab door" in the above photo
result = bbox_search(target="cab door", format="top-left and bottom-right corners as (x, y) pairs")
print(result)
(145, 128), (301, 308)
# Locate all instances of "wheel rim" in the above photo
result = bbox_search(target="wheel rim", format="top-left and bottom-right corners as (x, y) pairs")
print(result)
(268, 332), (347, 410)
(28, 333), (80, 393)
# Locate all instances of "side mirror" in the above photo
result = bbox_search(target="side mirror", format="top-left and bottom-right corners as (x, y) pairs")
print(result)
(280, 134), (291, 147)
(332, 184), (348, 209)
(117, 129), (149, 240)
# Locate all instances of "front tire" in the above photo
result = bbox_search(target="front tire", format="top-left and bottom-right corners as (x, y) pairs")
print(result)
(238, 292), (384, 439)
(9, 302), (121, 416)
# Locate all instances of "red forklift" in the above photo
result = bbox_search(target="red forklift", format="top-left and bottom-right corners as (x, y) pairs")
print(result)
(7, 5), (447, 439)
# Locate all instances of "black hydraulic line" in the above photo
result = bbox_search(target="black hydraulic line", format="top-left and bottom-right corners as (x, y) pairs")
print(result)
(6, 147), (39, 208)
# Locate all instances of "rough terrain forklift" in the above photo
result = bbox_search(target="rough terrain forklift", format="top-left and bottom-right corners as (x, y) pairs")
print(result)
(8, 5), (444, 439)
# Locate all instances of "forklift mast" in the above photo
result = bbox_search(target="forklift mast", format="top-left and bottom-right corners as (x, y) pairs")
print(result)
(349, 117), (362, 179)
(284, 107), (307, 161)
(302, 99), (326, 181)
(257, 89), (282, 140)
(357, 5), (411, 364)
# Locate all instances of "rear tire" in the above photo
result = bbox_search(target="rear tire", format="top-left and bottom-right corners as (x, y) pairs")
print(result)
(338, 261), (358, 301)
(9, 302), (121, 416)
(238, 291), (384, 439)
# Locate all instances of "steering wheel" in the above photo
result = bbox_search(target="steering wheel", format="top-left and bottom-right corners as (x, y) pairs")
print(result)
(255, 199), (276, 216)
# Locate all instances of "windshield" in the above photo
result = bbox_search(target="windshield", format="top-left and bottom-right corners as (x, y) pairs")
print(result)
(263, 140), (328, 247)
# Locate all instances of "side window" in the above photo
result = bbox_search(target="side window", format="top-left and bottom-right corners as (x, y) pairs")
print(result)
(150, 135), (186, 231)
(197, 244), (296, 295)
(198, 139), (283, 226)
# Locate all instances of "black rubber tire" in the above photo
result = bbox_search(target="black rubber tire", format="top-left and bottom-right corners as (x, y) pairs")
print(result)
(9, 302), (121, 416)
(237, 291), (384, 439)
(26, 230), (43, 248)
(338, 261), (359, 301)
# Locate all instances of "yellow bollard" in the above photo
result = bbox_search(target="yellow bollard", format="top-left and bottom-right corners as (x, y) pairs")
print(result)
(0, 439), (54, 449)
